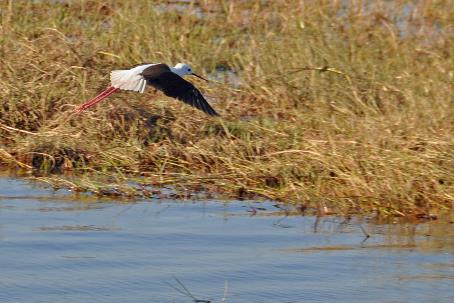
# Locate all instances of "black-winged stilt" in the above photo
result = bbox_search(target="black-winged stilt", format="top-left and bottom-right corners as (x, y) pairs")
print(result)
(75, 63), (219, 116)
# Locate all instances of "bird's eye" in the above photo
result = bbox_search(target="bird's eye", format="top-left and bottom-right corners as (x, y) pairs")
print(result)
(188, 69), (191, 72)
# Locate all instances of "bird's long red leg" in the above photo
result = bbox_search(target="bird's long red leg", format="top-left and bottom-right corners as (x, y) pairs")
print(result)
(75, 86), (119, 113)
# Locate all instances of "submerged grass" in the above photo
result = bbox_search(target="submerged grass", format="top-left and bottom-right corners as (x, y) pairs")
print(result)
(1, 0), (453, 216)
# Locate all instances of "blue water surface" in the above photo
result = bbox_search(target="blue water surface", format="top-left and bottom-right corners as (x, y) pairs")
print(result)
(0, 178), (453, 303)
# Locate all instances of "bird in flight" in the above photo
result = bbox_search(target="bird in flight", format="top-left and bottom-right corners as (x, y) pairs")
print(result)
(75, 63), (219, 116)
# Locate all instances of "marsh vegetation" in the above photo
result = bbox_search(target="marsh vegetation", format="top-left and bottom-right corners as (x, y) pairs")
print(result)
(1, 0), (453, 216)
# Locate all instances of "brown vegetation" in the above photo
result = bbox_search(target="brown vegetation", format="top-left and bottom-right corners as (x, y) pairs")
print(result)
(1, 0), (453, 216)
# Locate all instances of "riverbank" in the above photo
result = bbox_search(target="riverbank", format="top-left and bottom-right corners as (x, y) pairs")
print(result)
(1, 1), (453, 216)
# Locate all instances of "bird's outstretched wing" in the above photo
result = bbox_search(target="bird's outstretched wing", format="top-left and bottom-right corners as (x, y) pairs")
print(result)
(142, 71), (219, 117)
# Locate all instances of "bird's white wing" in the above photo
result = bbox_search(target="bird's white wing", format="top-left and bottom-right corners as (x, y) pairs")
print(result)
(110, 64), (154, 93)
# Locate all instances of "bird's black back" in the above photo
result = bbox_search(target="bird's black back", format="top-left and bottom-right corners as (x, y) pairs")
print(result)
(140, 63), (172, 79)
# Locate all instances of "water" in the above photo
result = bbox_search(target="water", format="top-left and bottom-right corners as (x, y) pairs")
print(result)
(0, 178), (453, 303)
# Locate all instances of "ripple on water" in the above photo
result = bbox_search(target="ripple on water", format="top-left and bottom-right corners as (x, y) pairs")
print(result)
(0, 177), (453, 303)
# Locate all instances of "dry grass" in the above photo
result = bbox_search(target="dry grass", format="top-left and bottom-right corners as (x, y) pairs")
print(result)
(1, 0), (453, 216)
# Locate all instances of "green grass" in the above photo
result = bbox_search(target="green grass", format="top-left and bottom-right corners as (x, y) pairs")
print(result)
(1, 0), (453, 216)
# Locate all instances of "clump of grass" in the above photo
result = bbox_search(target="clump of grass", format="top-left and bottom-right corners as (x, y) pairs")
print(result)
(1, 0), (453, 216)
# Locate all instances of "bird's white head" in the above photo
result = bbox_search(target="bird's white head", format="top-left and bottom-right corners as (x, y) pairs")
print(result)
(171, 63), (208, 81)
(171, 63), (193, 77)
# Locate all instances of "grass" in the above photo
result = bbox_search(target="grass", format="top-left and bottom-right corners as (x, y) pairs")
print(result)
(1, 0), (453, 216)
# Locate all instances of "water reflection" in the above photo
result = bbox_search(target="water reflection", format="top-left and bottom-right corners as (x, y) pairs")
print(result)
(0, 177), (453, 303)
(37, 225), (116, 232)
(34, 204), (106, 212)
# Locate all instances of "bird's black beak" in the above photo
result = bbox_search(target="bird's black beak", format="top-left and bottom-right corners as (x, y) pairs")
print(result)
(192, 73), (208, 82)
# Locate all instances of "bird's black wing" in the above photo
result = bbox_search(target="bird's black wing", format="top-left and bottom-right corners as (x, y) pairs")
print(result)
(142, 71), (219, 117)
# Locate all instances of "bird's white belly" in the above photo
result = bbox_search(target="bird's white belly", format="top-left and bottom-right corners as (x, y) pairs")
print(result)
(110, 63), (156, 93)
